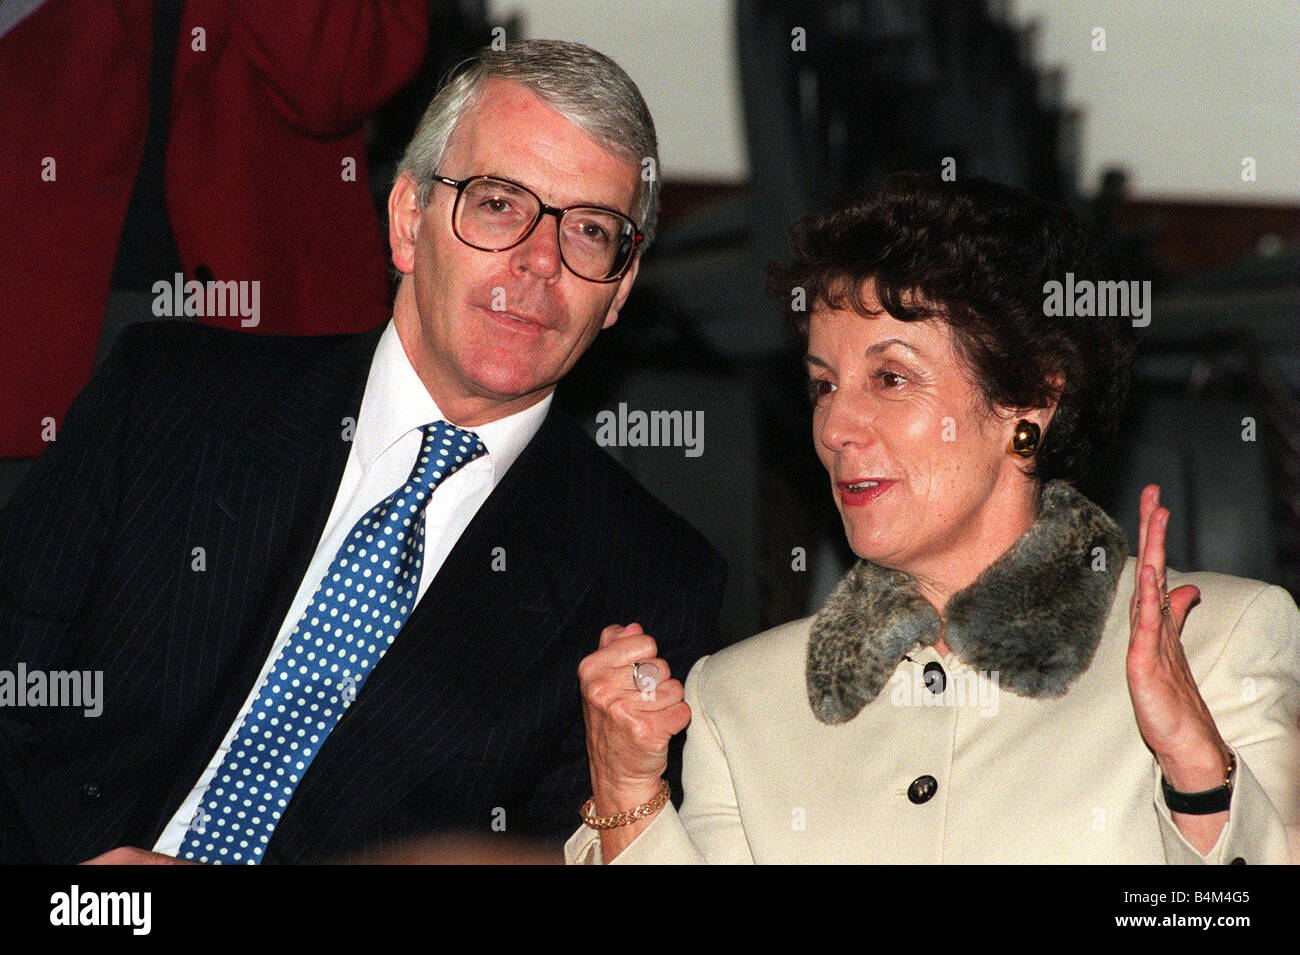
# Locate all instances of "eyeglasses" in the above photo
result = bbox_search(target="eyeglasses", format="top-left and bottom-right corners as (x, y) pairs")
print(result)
(430, 174), (643, 283)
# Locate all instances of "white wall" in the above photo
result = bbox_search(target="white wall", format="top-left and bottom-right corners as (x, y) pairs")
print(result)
(1008, 0), (1299, 202)
(489, 0), (748, 182)
(490, 0), (1300, 201)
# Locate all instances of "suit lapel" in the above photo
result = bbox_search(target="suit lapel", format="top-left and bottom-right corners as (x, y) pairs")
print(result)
(154, 325), (384, 826)
(229, 330), (384, 667)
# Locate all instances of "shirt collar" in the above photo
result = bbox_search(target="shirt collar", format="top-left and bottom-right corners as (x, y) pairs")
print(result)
(355, 319), (552, 488)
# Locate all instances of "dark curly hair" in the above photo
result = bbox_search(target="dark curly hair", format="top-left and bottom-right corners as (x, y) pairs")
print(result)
(766, 171), (1139, 484)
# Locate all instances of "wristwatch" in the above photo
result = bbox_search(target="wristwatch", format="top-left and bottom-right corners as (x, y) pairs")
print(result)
(1161, 751), (1236, 815)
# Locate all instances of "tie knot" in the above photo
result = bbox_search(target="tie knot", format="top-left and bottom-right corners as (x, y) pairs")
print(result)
(407, 420), (487, 494)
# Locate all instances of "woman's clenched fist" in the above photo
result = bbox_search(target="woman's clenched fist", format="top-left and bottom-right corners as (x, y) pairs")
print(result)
(579, 623), (690, 818)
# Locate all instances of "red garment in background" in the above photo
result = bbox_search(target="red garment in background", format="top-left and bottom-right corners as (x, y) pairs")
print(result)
(0, 0), (429, 457)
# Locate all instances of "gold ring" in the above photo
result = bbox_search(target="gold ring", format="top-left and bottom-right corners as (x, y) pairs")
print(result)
(1160, 592), (1171, 616)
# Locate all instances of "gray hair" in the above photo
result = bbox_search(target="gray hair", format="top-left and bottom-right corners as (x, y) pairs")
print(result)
(398, 39), (661, 249)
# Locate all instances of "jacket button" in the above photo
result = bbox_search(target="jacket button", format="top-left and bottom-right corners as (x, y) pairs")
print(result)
(907, 775), (938, 804)
(1230, 857), (1247, 865)
(195, 264), (214, 283)
(80, 782), (103, 801)
(923, 661), (946, 694)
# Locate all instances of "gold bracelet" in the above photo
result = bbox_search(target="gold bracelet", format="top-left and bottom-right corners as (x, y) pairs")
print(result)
(580, 779), (671, 830)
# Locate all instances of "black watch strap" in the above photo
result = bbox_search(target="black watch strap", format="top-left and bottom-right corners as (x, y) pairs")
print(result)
(1161, 752), (1236, 815)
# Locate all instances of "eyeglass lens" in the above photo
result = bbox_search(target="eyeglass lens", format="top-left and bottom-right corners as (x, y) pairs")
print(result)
(454, 177), (636, 281)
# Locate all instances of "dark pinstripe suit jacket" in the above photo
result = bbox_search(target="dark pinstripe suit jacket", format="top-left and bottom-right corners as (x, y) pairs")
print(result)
(0, 321), (726, 863)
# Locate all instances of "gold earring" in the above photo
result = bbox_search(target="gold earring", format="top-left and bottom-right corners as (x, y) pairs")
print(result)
(1011, 420), (1040, 458)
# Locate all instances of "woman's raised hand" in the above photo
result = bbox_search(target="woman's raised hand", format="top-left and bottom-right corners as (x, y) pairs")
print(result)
(578, 624), (689, 853)
(1126, 484), (1234, 850)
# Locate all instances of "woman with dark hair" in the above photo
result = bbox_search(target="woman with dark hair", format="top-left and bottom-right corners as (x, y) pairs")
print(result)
(569, 173), (1299, 864)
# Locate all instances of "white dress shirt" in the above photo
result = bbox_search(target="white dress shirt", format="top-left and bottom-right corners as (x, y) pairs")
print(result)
(154, 319), (551, 855)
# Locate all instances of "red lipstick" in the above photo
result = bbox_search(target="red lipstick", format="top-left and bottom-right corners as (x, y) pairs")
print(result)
(837, 479), (896, 507)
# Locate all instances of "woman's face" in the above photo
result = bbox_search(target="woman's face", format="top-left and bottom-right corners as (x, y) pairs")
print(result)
(806, 288), (1036, 581)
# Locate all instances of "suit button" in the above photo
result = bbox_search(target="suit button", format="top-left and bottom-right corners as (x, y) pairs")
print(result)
(923, 661), (946, 694)
(80, 782), (103, 801)
(195, 264), (214, 283)
(1230, 856), (1247, 865)
(907, 775), (938, 804)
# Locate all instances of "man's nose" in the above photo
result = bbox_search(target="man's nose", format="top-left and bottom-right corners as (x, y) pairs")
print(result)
(510, 213), (563, 281)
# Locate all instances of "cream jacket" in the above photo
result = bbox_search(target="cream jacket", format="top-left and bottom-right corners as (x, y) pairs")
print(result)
(568, 558), (1300, 864)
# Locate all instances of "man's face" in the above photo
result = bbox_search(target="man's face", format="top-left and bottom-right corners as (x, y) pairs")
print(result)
(389, 79), (642, 425)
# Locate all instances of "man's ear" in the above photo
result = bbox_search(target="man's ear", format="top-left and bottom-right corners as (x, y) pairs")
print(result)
(601, 254), (641, 329)
(388, 172), (422, 275)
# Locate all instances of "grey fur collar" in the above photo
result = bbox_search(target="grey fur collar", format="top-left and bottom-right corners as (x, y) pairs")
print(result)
(807, 481), (1127, 724)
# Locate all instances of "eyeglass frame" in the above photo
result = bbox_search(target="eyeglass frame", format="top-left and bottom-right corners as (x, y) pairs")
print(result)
(429, 173), (645, 283)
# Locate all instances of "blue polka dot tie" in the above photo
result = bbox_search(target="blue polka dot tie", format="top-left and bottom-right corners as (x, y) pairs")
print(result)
(179, 421), (486, 863)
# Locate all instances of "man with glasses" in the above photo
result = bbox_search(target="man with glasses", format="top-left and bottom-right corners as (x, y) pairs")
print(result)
(0, 40), (725, 864)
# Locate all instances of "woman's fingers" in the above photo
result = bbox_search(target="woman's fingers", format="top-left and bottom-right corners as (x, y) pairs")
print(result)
(592, 625), (658, 668)
(1133, 485), (1176, 623)
(600, 627), (675, 694)
(658, 697), (692, 737)
(1131, 568), (1202, 664)
(1132, 485), (1158, 618)
(1167, 584), (1201, 632)
(1147, 508), (1169, 593)
(1136, 484), (1158, 570)
(1131, 564), (1161, 652)
(653, 678), (685, 705)
(581, 626), (673, 699)
(634, 675), (684, 713)
(1126, 500), (1221, 797)
(579, 627), (687, 793)
(598, 621), (642, 648)
(1127, 563), (1222, 785)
